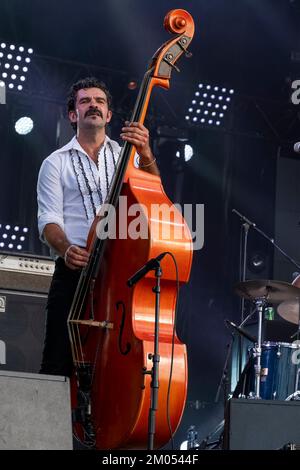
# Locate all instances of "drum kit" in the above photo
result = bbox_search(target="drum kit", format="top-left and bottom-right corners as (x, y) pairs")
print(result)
(234, 279), (300, 401)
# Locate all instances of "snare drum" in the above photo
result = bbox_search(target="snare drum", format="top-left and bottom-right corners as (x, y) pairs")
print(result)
(245, 342), (300, 400)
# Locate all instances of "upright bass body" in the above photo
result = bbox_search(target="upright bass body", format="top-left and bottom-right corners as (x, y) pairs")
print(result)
(69, 9), (195, 449)
(85, 173), (192, 449)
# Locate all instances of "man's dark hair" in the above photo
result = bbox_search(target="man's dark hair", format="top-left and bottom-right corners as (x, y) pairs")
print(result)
(67, 77), (112, 131)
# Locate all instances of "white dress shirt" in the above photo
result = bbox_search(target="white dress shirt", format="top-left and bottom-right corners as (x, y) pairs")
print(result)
(37, 135), (121, 255)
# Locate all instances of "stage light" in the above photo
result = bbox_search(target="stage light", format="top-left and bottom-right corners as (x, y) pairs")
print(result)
(0, 40), (33, 92)
(0, 223), (29, 251)
(184, 144), (194, 162)
(186, 82), (235, 127)
(127, 80), (137, 90)
(15, 117), (34, 135)
(0, 80), (5, 104)
(175, 144), (194, 162)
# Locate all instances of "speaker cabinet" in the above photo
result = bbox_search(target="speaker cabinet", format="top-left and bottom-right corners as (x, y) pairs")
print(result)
(0, 370), (72, 449)
(0, 290), (46, 373)
(274, 154), (300, 282)
(224, 398), (300, 449)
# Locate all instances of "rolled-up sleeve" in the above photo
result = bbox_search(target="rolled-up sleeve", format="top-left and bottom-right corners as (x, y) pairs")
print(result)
(37, 155), (64, 243)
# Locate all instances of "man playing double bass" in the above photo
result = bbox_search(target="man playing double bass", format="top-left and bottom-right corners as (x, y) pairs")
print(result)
(37, 76), (159, 377)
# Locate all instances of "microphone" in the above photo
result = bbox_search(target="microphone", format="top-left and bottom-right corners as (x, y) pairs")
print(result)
(225, 320), (257, 343)
(294, 142), (300, 153)
(127, 252), (167, 287)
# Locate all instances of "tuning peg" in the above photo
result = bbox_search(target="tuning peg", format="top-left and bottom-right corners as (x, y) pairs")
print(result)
(164, 56), (180, 72)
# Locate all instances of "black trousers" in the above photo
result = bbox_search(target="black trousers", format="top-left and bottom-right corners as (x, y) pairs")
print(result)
(40, 257), (81, 377)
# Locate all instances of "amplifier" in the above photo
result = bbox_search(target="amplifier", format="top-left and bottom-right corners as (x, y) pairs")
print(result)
(0, 291), (47, 372)
(0, 251), (54, 373)
(0, 371), (72, 449)
(224, 398), (300, 449)
(0, 251), (54, 293)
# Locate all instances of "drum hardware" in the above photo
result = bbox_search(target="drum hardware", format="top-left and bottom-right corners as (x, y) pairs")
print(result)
(215, 334), (234, 405)
(197, 420), (224, 450)
(232, 209), (300, 314)
(235, 279), (300, 304)
(235, 279), (300, 399)
(278, 296), (300, 400)
(186, 425), (199, 449)
(280, 443), (300, 451)
(291, 329), (300, 340)
(225, 319), (257, 343)
(216, 310), (257, 405)
(245, 342), (300, 400)
(278, 300), (300, 327)
(285, 391), (300, 401)
(222, 308), (257, 401)
(232, 209), (300, 400)
(253, 297), (265, 399)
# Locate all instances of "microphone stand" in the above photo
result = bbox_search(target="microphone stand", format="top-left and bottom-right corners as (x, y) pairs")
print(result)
(232, 209), (252, 383)
(147, 262), (162, 451)
(215, 308), (257, 406)
(214, 334), (234, 406)
(232, 209), (300, 272)
(127, 254), (166, 450)
(238, 220), (250, 379)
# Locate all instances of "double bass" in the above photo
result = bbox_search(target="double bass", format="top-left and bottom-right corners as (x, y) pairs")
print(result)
(68, 9), (195, 450)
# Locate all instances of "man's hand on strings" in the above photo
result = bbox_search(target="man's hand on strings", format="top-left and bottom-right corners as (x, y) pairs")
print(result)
(64, 244), (90, 270)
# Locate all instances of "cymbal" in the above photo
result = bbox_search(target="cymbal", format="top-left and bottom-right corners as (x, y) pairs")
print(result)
(235, 279), (300, 303)
(277, 300), (300, 325)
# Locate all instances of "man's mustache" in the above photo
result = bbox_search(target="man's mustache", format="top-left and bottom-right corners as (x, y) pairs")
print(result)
(85, 108), (103, 118)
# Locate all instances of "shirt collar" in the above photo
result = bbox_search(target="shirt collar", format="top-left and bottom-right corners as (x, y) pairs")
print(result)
(58, 134), (111, 156)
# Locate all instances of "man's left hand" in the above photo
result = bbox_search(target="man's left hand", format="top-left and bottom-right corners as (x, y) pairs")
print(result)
(120, 121), (152, 160)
